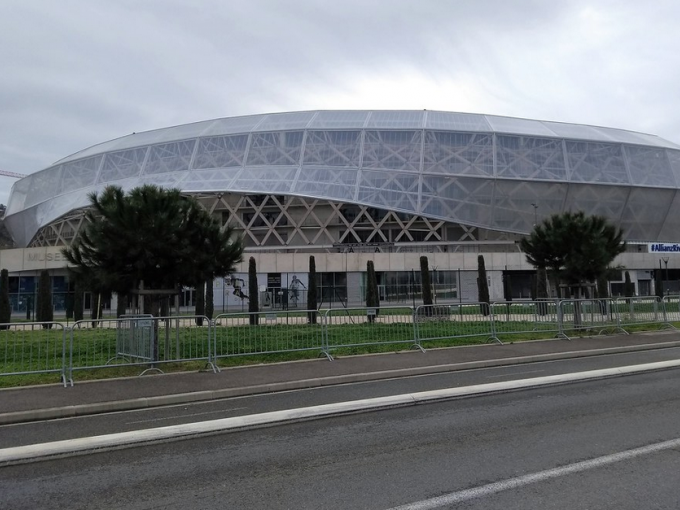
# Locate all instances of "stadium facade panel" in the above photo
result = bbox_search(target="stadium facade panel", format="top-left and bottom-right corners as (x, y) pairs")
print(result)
(5, 110), (680, 248)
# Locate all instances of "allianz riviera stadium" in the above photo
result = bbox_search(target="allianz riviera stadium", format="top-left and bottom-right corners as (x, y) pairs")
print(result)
(4, 109), (680, 307)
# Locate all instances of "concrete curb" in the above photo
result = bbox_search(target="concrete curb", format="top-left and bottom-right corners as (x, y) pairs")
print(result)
(3, 358), (680, 465)
(2, 340), (680, 426)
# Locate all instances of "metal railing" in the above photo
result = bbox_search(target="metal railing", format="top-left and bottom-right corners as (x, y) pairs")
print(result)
(0, 322), (67, 385)
(323, 306), (420, 358)
(213, 310), (324, 361)
(1, 298), (678, 386)
(415, 303), (496, 344)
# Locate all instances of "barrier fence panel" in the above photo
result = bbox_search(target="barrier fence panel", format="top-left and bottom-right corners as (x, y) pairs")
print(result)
(415, 303), (495, 345)
(490, 301), (561, 341)
(615, 296), (673, 331)
(323, 306), (419, 356)
(213, 310), (324, 361)
(557, 299), (623, 338)
(663, 296), (680, 322)
(68, 316), (213, 381)
(0, 322), (67, 386)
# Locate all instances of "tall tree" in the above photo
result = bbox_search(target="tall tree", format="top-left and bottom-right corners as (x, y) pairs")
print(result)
(307, 255), (318, 324)
(205, 279), (214, 320)
(624, 271), (635, 300)
(365, 260), (380, 323)
(73, 279), (84, 321)
(62, 184), (243, 317)
(36, 270), (53, 327)
(248, 257), (259, 325)
(0, 269), (10, 329)
(477, 255), (490, 316)
(116, 292), (126, 318)
(520, 211), (626, 298)
(420, 256), (433, 307)
(195, 281), (205, 326)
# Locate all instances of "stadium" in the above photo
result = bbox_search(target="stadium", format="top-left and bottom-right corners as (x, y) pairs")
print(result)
(3, 110), (680, 311)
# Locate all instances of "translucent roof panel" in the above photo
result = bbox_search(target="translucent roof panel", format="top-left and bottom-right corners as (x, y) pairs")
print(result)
(496, 136), (567, 181)
(657, 190), (680, 241)
(420, 175), (494, 227)
(422, 132), (493, 177)
(620, 187), (675, 240)
(302, 131), (362, 167)
(10, 109), (680, 246)
(541, 122), (615, 143)
(425, 111), (492, 132)
(255, 111), (317, 131)
(307, 111), (371, 129)
(485, 116), (556, 137)
(624, 145), (675, 188)
(365, 111), (425, 129)
(193, 134), (248, 169)
(294, 166), (358, 202)
(362, 130), (422, 172)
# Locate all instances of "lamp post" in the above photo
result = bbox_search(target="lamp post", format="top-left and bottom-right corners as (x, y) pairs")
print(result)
(531, 203), (538, 226)
(663, 256), (670, 294)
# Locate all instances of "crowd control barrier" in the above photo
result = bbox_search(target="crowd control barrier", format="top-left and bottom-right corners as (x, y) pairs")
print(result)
(415, 303), (496, 344)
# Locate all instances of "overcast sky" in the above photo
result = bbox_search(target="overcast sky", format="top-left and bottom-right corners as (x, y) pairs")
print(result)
(1, 0), (679, 205)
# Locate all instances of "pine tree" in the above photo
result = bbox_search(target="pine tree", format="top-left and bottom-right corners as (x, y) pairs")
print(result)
(0, 269), (11, 329)
(116, 292), (126, 318)
(307, 255), (317, 324)
(420, 256), (433, 307)
(36, 270), (53, 328)
(248, 257), (259, 325)
(366, 260), (380, 323)
(205, 279), (214, 320)
(74, 279), (84, 322)
(477, 255), (490, 316)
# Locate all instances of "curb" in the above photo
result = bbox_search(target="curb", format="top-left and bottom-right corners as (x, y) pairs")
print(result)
(2, 340), (680, 426)
(3, 358), (680, 465)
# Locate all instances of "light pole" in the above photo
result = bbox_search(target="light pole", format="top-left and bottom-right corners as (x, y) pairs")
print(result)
(531, 203), (538, 226)
(663, 256), (670, 294)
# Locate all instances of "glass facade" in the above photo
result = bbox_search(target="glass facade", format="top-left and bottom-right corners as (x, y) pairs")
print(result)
(7, 110), (680, 248)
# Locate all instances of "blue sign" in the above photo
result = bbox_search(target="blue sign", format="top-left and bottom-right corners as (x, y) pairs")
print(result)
(649, 243), (680, 253)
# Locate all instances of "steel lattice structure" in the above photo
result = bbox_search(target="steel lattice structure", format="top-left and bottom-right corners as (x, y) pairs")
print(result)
(6, 110), (680, 249)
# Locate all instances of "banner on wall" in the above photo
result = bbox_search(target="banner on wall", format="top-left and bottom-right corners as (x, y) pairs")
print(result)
(648, 243), (680, 253)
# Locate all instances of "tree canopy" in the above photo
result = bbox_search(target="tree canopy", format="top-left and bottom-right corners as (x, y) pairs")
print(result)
(520, 211), (626, 288)
(62, 185), (243, 295)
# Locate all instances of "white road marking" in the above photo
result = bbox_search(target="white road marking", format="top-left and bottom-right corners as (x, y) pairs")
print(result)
(126, 407), (248, 425)
(2, 359), (680, 465)
(388, 437), (680, 509)
(485, 369), (545, 378)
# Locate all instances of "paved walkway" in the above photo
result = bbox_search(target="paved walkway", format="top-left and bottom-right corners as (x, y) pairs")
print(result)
(2, 331), (680, 424)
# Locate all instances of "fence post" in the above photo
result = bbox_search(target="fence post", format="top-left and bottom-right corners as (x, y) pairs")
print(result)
(321, 310), (333, 361)
(64, 326), (74, 387)
(412, 306), (420, 350)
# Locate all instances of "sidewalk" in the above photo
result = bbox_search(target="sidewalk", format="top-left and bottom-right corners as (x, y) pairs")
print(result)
(2, 331), (680, 424)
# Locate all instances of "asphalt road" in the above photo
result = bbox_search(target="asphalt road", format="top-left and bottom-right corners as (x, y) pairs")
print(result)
(3, 346), (680, 449)
(3, 361), (680, 508)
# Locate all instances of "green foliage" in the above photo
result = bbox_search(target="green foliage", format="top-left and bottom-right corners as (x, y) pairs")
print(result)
(205, 279), (214, 320)
(62, 185), (243, 296)
(0, 269), (10, 328)
(597, 273), (610, 299)
(195, 281), (205, 326)
(477, 255), (490, 315)
(365, 260), (380, 322)
(420, 256), (433, 307)
(248, 257), (259, 325)
(307, 255), (317, 324)
(36, 270), (53, 327)
(520, 211), (626, 295)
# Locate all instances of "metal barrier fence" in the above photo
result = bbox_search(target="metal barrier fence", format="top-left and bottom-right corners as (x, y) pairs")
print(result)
(213, 310), (324, 361)
(415, 303), (496, 344)
(323, 306), (420, 359)
(2, 298), (680, 386)
(0, 322), (67, 385)
(614, 296), (672, 330)
(490, 301), (561, 342)
(67, 315), (213, 383)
